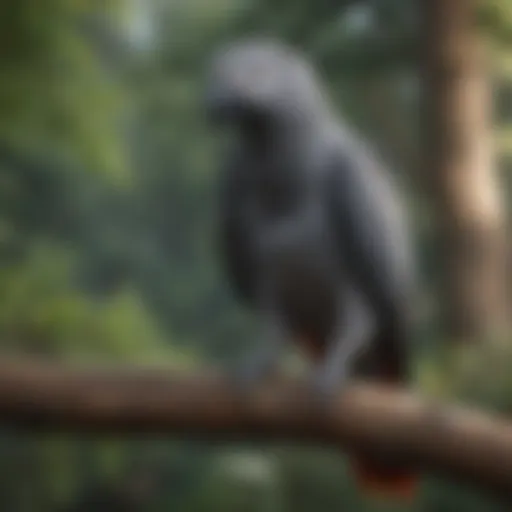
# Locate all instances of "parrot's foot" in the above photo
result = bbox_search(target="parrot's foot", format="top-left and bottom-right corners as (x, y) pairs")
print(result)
(309, 367), (348, 406)
(229, 354), (277, 394)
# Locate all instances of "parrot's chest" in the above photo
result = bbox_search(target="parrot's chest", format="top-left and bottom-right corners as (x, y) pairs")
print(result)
(258, 204), (336, 272)
(255, 199), (343, 337)
(250, 156), (337, 274)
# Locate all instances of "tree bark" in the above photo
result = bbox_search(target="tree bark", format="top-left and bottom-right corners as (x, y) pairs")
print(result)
(0, 357), (511, 499)
(422, 0), (509, 340)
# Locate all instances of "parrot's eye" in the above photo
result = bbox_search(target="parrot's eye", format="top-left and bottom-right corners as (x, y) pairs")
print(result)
(233, 58), (277, 99)
(251, 70), (277, 98)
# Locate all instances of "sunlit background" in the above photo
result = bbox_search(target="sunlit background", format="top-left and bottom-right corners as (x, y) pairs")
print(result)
(0, 0), (511, 510)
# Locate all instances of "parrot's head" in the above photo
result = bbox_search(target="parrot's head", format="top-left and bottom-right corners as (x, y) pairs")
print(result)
(204, 38), (329, 132)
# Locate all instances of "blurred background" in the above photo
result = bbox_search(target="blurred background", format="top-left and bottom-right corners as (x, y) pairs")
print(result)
(0, 0), (511, 510)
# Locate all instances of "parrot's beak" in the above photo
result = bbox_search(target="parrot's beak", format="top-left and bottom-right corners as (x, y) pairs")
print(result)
(204, 85), (240, 124)
(205, 82), (265, 125)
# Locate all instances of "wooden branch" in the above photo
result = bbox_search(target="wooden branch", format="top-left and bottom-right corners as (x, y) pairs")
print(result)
(0, 357), (511, 499)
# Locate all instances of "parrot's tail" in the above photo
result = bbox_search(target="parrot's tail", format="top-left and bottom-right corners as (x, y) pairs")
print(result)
(349, 456), (418, 500)
(347, 332), (419, 500)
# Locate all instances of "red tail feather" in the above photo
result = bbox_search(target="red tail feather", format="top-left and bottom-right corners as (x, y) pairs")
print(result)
(349, 375), (418, 500)
(350, 457), (418, 500)
(297, 334), (417, 500)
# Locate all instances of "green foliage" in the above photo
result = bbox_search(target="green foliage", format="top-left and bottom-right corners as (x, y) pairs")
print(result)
(0, 0), (129, 178)
(479, 0), (512, 45)
(0, 243), (170, 361)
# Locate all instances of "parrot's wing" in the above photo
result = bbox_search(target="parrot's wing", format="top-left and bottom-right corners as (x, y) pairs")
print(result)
(217, 155), (258, 306)
(324, 143), (416, 322)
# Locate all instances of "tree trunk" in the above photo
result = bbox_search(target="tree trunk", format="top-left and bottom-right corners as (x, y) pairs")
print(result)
(422, 0), (509, 341)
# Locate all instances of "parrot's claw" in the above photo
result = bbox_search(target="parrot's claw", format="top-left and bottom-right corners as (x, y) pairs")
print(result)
(229, 356), (274, 394)
(309, 368), (348, 406)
